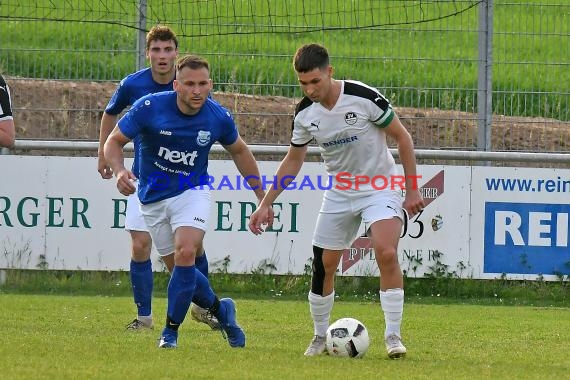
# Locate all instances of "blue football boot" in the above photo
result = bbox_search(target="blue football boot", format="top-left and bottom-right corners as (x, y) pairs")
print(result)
(217, 298), (246, 348)
(158, 327), (178, 349)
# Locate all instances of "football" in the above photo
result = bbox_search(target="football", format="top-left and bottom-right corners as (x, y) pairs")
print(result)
(325, 317), (370, 358)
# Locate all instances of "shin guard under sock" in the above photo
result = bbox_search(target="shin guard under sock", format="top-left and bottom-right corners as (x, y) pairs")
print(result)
(166, 265), (196, 326)
(308, 291), (335, 337)
(379, 288), (404, 338)
(130, 259), (153, 317)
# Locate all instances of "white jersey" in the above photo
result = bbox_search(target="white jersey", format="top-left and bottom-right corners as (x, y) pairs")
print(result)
(291, 80), (399, 196)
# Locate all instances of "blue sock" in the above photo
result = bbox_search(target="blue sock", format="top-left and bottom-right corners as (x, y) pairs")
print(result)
(195, 251), (209, 279)
(192, 270), (216, 308)
(166, 265), (196, 325)
(130, 259), (153, 317)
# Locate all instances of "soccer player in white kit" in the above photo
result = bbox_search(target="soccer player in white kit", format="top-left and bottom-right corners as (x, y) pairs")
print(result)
(249, 43), (425, 358)
(0, 74), (15, 148)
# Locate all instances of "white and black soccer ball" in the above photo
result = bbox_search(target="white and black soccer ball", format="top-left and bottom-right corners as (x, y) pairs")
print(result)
(325, 317), (370, 358)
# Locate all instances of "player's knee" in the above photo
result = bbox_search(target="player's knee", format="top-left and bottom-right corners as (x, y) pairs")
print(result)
(175, 244), (200, 260)
(311, 245), (325, 296)
(131, 232), (152, 260)
(375, 246), (398, 267)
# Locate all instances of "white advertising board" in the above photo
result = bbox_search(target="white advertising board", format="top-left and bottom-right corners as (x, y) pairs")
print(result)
(340, 166), (472, 279)
(2, 156), (567, 280)
(0, 156), (129, 270)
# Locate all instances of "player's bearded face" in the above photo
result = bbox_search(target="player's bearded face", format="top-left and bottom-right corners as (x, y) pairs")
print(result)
(174, 67), (212, 114)
(297, 67), (331, 103)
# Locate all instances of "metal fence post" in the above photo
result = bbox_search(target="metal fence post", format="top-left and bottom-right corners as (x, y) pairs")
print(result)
(136, 0), (148, 71)
(477, 0), (493, 152)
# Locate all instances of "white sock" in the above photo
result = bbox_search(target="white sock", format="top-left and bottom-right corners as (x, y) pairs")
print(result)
(138, 314), (153, 326)
(308, 291), (335, 337)
(379, 288), (404, 338)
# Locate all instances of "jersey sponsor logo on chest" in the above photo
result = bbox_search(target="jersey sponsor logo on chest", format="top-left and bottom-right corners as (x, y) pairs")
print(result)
(158, 146), (198, 166)
(322, 135), (358, 148)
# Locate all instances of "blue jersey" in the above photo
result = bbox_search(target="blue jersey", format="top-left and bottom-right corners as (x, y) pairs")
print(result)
(118, 92), (239, 204)
(105, 67), (174, 178)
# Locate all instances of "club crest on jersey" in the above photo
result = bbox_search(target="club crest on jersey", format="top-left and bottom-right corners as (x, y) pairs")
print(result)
(196, 130), (211, 147)
(344, 112), (357, 125)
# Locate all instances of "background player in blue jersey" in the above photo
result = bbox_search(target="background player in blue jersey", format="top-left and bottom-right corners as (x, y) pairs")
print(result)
(249, 44), (425, 358)
(104, 54), (267, 349)
(97, 25), (218, 331)
(0, 74), (15, 148)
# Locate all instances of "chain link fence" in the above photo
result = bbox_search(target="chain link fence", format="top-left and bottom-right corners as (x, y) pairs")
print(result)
(0, 0), (568, 153)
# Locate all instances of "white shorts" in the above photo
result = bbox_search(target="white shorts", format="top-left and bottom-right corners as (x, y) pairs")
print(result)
(124, 189), (148, 232)
(140, 189), (211, 256)
(312, 190), (404, 250)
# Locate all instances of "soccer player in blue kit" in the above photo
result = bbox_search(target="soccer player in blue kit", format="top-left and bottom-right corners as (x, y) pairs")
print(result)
(104, 54), (267, 349)
(97, 25), (218, 331)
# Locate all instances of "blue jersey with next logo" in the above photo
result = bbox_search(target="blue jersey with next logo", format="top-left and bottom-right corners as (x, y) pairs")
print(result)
(105, 67), (174, 178)
(118, 91), (238, 204)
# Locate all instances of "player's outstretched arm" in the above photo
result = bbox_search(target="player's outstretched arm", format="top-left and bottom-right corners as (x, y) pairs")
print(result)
(97, 112), (119, 179)
(104, 126), (136, 196)
(248, 144), (307, 235)
(223, 136), (265, 202)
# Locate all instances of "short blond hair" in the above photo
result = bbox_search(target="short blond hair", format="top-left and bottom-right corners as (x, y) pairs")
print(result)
(176, 54), (210, 72)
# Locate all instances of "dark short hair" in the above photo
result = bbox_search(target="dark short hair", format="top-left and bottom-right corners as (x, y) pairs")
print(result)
(146, 25), (178, 49)
(176, 54), (210, 72)
(293, 43), (330, 73)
